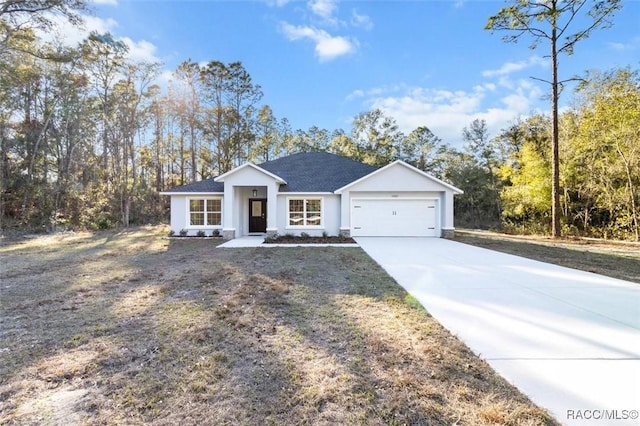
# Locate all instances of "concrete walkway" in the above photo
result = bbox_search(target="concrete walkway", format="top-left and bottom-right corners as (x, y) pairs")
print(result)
(218, 236), (266, 248)
(356, 237), (640, 426)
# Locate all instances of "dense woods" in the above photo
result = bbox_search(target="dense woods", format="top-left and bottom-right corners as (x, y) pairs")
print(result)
(1, 1), (638, 240)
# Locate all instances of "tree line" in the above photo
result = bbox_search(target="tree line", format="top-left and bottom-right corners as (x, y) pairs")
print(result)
(1, 0), (637, 240)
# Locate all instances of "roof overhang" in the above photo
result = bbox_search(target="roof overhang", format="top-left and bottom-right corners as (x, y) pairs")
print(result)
(334, 160), (463, 194)
(214, 162), (287, 184)
(159, 192), (224, 196)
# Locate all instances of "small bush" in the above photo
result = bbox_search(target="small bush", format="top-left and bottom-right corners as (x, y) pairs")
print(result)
(212, 229), (220, 237)
(300, 232), (310, 239)
(179, 229), (188, 237)
(169, 230), (175, 237)
(96, 212), (116, 230)
(264, 232), (280, 244)
(322, 231), (329, 238)
(196, 230), (206, 237)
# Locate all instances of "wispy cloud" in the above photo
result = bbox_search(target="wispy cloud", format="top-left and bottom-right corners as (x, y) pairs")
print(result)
(346, 80), (543, 146)
(482, 56), (547, 77)
(90, 0), (118, 5)
(38, 13), (162, 65)
(351, 9), (373, 31)
(265, 0), (292, 7)
(40, 13), (118, 46)
(607, 36), (640, 52)
(308, 0), (338, 21)
(280, 22), (357, 61)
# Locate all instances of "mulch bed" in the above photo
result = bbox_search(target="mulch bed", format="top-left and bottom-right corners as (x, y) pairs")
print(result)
(265, 235), (356, 244)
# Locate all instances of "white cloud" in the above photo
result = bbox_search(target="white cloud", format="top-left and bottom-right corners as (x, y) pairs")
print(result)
(349, 79), (543, 146)
(120, 37), (161, 64)
(346, 83), (406, 101)
(351, 9), (373, 31)
(90, 0), (118, 5)
(607, 36), (640, 52)
(39, 13), (118, 46)
(482, 56), (548, 77)
(265, 0), (292, 6)
(36, 13), (162, 65)
(308, 0), (338, 20)
(280, 22), (357, 61)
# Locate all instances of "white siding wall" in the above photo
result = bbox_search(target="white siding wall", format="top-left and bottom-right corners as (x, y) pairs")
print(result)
(345, 164), (449, 192)
(170, 196), (187, 234)
(169, 194), (223, 236)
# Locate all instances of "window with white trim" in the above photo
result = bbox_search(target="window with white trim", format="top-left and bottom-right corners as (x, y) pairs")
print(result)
(288, 198), (322, 227)
(189, 198), (222, 226)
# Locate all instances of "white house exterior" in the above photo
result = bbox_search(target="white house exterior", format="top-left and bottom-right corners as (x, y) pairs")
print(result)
(160, 152), (463, 239)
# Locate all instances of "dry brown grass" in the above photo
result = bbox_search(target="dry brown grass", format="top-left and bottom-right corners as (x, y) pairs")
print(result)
(454, 229), (640, 284)
(1, 226), (557, 425)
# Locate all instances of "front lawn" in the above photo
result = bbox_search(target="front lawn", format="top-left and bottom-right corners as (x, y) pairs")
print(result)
(454, 229), (640, 284)
(0, 226), (556, 425)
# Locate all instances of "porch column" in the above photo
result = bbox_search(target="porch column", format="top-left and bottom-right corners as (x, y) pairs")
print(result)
(339, 192), (351, 237)
(266, 182), (278, 236)
(222, 184), (235, 239)
(441, 191), (455, 238)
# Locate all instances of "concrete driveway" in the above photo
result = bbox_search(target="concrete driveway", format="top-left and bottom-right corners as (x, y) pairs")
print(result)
(356, 237), (640, 426)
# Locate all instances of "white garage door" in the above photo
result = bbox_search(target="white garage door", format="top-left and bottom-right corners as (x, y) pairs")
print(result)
(351, 199), (438, 237)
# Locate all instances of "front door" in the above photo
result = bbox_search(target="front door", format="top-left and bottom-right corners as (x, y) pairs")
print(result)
(249, 198), (267, 233)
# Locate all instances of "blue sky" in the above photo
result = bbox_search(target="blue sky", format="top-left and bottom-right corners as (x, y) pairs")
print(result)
(74, 0), (640, 147)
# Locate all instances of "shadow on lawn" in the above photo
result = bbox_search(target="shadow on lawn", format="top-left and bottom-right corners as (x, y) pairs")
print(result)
(0, 230), (558, 425)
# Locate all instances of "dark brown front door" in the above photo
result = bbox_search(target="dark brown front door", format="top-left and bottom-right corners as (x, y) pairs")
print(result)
(249, 199), (267, 233)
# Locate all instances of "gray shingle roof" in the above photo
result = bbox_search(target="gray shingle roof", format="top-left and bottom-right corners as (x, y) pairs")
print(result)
(258, 152), (378, 192)
(163, 178), (224, 193)
(162, 152), (378, 193)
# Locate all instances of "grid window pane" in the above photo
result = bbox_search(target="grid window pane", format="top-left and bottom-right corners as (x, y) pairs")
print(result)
(289, 199), (304, 212)
(306, 216), (321, 226)
(207, 212), (221, 226)
(190, 199), (204, 212)
(207, 199), (221, 212)
(307, 200), (321, 213)
(190, 212), (204, 226)
(289, 212), (304, 226)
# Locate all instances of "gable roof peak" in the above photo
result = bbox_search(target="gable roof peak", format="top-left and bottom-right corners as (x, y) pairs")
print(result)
(214, 162), (286, 184)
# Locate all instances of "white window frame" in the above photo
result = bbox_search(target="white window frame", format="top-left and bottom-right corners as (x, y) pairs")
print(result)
(286, 197), (324, 228)
(186, 197), (223, 228)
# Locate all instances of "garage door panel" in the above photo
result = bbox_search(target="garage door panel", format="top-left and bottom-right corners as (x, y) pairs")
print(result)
(351, 199), (438, 237)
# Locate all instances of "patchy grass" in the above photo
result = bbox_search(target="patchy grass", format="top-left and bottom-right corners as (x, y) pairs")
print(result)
(1, 226), (557, 425)
(454, 229), (640, 284)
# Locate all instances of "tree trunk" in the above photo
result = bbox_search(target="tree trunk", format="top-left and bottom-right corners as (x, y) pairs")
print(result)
(617, 144), (639, 241)
(551, 6), (561, 238)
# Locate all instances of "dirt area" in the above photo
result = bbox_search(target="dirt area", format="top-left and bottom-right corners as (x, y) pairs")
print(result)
(1, 226), (557, 425)
(454, 230), (640, 284)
